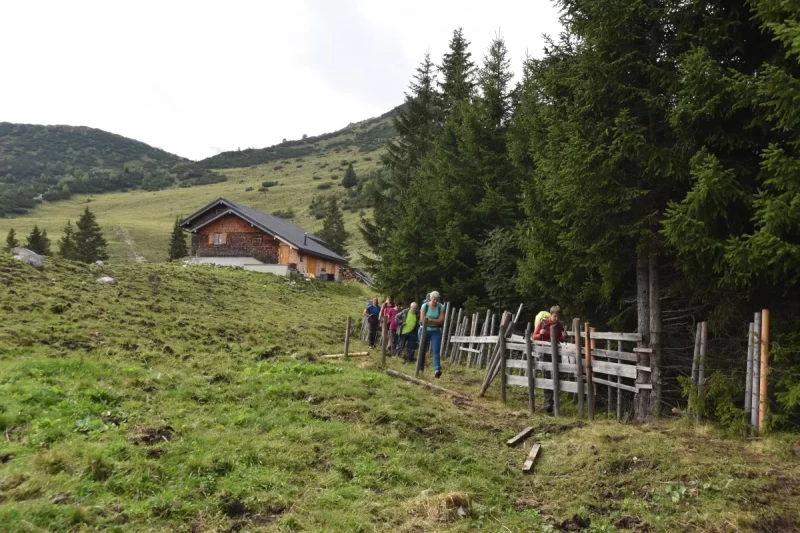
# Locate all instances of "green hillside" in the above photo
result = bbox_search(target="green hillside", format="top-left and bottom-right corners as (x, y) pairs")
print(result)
(0, 123), (226, 217)
(1, 255), (798, 532)
(0, 112), (396, 264)
(197, 107), (397, 170)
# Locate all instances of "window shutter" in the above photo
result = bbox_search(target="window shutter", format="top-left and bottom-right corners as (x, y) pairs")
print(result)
(208, 233), (213, 245)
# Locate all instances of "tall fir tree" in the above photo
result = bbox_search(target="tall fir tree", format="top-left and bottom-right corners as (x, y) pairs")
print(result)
(74, 207), (108, 263)
(360, 52), (442, 300)
(168, 217), (189, 261)
(438, 28), (476, 112)
(342, 163), (357, 189)
(58, 220), (77, 260)
(25, 225), (51, 255)
(318, 196), (349, 258)
(6, 228), (19, 251)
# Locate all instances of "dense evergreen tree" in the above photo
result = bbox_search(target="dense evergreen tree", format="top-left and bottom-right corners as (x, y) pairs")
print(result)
(168, 217), (189, 261)
(25, 225), (51, 255)
(6, 228), (19, 251)
(360, 53), (442, 300)
(58, 220), (77, 260)
(318, 196), (349, 259)
(74, 207), (108, 263)
(342, 163), (358, 189)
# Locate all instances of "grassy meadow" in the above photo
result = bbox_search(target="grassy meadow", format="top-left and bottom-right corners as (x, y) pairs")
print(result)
(0, 147), (382, 265)
(1, 254), (799, 532)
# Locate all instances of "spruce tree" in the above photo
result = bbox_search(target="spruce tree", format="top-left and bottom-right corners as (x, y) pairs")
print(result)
(438, 28), (476, 111)
(25, 225), (51, 255)
(318, 196), (349, 258)
(342, 163), (357, 189)
(74, 207), (108, 263)
(58, 220), (77, 260)
(168, 217), (189, 260)
(6, 229), (19, 251)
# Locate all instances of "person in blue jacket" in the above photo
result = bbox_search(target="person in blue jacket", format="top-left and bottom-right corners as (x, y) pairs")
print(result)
(363, 297), (381, 349)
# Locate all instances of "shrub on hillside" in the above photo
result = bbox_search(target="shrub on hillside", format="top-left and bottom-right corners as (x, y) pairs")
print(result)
(317, 183), (333, 190)
(271, 209), (296, 220)
(273, 166), (283, 171)
(262, 180), (279, 188)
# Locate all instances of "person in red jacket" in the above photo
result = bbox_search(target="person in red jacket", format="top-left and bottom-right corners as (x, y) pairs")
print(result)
(532, 305), (564, 414)
(533, 306), (565, 342)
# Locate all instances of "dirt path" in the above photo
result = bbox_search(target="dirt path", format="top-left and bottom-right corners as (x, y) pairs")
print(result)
(112, 227), (147, 263)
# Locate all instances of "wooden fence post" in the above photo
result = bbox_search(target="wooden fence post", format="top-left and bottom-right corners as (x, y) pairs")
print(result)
(617, 340), (623, 421)
(573, 318), (584, 418)
(696, 321), (707, 422)
(416, 318), (428, 378)
(344, 316), (352, 358)
(584, 322), (594, 420)
(551, 325), (560, 417)
(690, 323), (701, 415)
(751, 312), (761, 428)
(744, 321), (755, 427)
(607, 339), (612, 417)
(479, 311), (512, 397)
(440, 302), (451, 361)
(758, 309), (769, 434)
(380, 316), (388, 366)
(500, 324), (508, 403)
(525, 322), (535, 413)
(450, 308), (463, 360)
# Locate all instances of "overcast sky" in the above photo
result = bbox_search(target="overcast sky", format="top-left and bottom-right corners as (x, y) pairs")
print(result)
(1, 1), (562, 161)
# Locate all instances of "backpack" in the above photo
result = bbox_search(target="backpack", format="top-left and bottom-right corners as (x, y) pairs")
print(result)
(395, 309), (408, 330)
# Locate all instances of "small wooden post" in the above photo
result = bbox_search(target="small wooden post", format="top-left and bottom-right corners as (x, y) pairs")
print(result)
(416, 318), (428, 377)
(550, 325), (560, 416)
(758, 309), (769, 433)
(751, 312), (761, 428)
(344, 316), (352, 358)
(584, 322), (594, 420)
(525, 322), (535, 413)
(744, 321), (755, 424)
(499, 324), (508, 403)
(573, 318), (584, 418)
(451, 308), (463, 360)
(380, 316), (388, 366)
(696, 321), (707, 422)
(522, 443), (542, 473)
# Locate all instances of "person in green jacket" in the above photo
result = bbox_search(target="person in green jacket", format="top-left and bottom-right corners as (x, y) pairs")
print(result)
(394, 302), (419, 361)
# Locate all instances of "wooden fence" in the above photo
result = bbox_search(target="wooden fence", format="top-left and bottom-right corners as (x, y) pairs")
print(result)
(448, 313), (651, 420)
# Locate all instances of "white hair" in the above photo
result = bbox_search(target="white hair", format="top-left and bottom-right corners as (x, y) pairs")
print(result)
(430, 291), (440, 299)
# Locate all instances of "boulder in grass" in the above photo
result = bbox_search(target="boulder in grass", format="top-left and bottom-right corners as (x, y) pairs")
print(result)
(94, 260), (105, 267)
(11, 248), (44, 268)
(96, 276), (116, 285)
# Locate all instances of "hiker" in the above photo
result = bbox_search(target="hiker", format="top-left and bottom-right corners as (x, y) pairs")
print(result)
(395, 302), (419, 361)
(379, 295), (394, 320)
(532, 305), (565, 413)
(420, 291), (446, 378)
(364, 297), (381, 349)
(384, 301), (400, 354)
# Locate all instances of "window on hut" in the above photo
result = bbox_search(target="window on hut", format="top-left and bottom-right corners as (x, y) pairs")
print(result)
(213, 233), (223, 245)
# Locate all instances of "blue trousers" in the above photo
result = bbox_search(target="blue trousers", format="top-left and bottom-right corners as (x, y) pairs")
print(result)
(420, 329), (442, 372)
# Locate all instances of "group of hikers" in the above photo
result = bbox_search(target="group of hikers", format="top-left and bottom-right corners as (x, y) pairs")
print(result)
(364, 295), (567, 413)
(363, 292), (446, 378)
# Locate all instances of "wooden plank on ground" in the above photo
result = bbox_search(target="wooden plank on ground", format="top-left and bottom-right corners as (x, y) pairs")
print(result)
(385, 369), (470, 400)
(522, 443), (542, 473)
(506, 427), (535, 447)
(321, 352), (369, 358)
